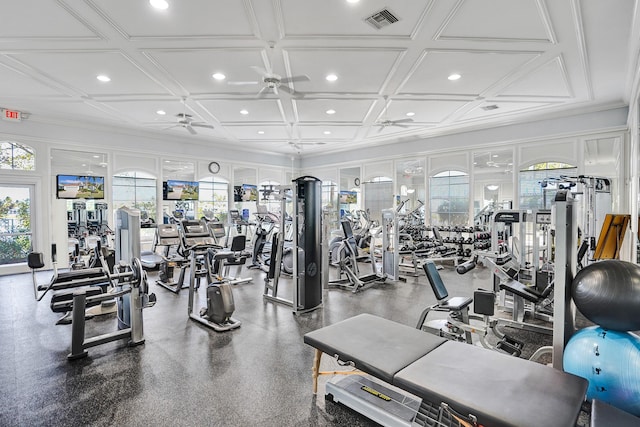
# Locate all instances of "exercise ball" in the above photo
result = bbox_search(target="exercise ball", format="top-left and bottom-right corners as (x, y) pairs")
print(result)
(572, 260), (640, 331)
(563, 326), (640, 416)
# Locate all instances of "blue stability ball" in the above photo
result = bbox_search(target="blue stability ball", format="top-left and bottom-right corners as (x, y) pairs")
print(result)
(563, 326), (640, 416)
(572, 260), (640, 331)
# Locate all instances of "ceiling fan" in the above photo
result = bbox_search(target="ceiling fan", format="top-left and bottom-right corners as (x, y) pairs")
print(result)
(288, 140), (326, 151)
(228, 66), (310, 98)
(164, 112), (214, 135)
(375, 95), (414, 132)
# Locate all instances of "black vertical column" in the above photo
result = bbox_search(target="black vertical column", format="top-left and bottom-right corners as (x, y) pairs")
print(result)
(295, 176), (322, 310)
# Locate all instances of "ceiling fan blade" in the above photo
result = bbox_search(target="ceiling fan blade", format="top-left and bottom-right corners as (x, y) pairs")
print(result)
(392, 118), (414, 124)
(393, 124), (411, 128)
(163, 124), (181, 130)
(227, 81), (259, 86)
(279, 74), (310, 84)
(376, 125), (385, 133)
(185, 125), (197, 135)
(256, 86), (269, 98)
(278, 86), (305, 99)
(190, 122), (214, 129)
(278, 85), (293, 95)
(250, 65), (269, 77)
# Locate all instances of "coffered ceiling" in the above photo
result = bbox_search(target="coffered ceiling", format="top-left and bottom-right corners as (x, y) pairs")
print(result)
(0, 0), (635, 156)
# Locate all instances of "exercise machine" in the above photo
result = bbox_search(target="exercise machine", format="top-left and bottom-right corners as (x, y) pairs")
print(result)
(29, 206), (156, 360)
(417, 260), (530, 357)
(148, 224), (190, 292)
(183, 225), (241, 332)
(140, 223), (182, 270)
(328, 219), (386, 292)
(263, 176), (323, 314)
(209, 234), (252, 286)
(248, 204), (278, 270)
(540, 175), (611, 267)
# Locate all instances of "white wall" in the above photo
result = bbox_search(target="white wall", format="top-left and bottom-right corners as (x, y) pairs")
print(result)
(0, 104), (634, 274)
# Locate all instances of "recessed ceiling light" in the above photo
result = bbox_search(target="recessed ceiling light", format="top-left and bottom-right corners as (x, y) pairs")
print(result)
(150, 0), (169, 10)
(492, 154), (499, 158)
(323, 131), (331, 135)
(325, 109), (336, 115)
(164, 160), (171, 163)
(346, 0), (360, 3)
(448, 73), (461, 81)
(93, 155), (100, 158)
(406, 112), (415, 117)
(240, 109), (249, 115)
(96, 74), (111, 82)
(212, 73), (226, 81)
(325, 74), (338, 82)
(156, 110), (166, 115)
(257, 130), (265, 135)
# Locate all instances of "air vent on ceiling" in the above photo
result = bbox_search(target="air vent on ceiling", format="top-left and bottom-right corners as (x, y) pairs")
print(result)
(364, 8), (400, 30)
(481, 104), (499, 111)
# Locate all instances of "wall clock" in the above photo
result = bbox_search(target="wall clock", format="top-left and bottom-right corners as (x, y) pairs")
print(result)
(208, 161), (220, 174)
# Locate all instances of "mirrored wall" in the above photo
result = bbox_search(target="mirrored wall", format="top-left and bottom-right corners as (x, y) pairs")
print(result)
(472, 149), (513, 220)
(50, 149), (110, 265)
(161, 159), (195, 222)
(233, 167), (257, 223)
(395, 158), (425, 220)
(339, 166), (361, 220)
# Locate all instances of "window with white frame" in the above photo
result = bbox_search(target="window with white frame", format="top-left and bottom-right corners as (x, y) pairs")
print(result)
(112, 171), (157, 221)
(430, 170), (469, 226)
(198, 177), (229, 223)
(0, 141), (35, 171)
(519, 162), (577, 210)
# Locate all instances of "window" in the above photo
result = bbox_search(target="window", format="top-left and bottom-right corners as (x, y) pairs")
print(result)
(112, 171), (157, 221)
(0, 185), (33, 265)
(430, 170), (469, 226)
(198, 177), (229, 223)
(519, 162), (577, 210)
(0, 141), (35, 171)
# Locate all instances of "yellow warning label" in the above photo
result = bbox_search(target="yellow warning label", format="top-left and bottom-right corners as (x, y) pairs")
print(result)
(361, 385), (392, 401)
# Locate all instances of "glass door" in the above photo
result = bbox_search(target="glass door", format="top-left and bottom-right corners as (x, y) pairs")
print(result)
(0, 184), (33, 265)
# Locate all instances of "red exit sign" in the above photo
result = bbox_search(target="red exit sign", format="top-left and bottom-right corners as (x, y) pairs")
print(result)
(2, 109), (22, 121)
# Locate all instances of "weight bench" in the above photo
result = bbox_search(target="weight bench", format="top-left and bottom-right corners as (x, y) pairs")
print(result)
(304, 313), (587, 427)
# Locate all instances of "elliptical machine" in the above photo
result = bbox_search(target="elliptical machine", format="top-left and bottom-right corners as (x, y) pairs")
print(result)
(182, 220), (241, 332)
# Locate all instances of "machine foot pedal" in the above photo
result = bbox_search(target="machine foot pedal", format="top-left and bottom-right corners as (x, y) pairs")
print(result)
(497, 335), (524, 357)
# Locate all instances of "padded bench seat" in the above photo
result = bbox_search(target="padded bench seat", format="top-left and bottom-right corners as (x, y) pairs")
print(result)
(590, 399), (640, 427)
(304, 313), (588, 427)
(304, 313), (446, 384)
(395, 340), (587, 427)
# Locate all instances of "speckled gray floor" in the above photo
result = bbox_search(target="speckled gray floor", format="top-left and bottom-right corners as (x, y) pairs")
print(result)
(0, 262), (560, 427)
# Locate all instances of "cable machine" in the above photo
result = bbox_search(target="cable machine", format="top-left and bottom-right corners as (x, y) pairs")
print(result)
(263, 176), (323, 314)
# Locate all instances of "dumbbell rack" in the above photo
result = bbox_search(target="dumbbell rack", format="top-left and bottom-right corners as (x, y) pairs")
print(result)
(437, 226), (482, 259)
